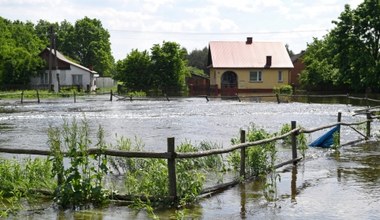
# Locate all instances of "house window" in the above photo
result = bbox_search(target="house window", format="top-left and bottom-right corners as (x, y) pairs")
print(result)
(72, 75), (83, 85)
(278, 71), (283, 82)
(250, 71), (262, 82)
(40, 72), (48, 84)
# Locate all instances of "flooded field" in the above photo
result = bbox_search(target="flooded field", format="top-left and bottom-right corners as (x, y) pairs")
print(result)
(0, 95), (379, 219)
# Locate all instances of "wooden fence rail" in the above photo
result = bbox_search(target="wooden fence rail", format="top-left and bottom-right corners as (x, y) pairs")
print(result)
(0, 112), (374, 202)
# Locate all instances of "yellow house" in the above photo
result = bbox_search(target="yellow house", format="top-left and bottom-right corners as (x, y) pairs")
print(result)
(208, 37), (294, 96)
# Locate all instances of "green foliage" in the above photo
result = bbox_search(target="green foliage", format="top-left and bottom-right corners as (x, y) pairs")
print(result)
(229, 124), (276, 177)
(116, 41), (189, 95)
(278, 123), (308, 158)
(109, 138), (212, 207)
(332, 131), (341, 150)
(115, 49), (152, 92)
(0, 158), (55, 217)
(187, 47), (208, 74)
(48, 118), (109, 209)
(273, 85), (293, 95)
(0, 17), (45, 87)
(301, 0), (380, 92)
(64, 17), (114, 77)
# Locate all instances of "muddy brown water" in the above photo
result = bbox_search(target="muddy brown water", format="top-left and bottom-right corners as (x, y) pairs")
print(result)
(0, 95), (379, 219)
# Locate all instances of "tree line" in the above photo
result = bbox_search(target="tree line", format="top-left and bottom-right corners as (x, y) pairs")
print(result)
(0, 15), (208, 94)
(0, 16), (115, 89)
(300, 0), (380, 93)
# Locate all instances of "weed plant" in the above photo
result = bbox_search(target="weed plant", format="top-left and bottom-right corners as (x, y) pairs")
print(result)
(0, 157), (55, 217)
(48, 118), (109, 209)
(109, 138), (218, 207)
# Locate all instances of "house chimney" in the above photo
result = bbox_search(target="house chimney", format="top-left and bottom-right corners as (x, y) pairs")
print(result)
(246, 37), (253, 44)
(265, 56), (272, 67)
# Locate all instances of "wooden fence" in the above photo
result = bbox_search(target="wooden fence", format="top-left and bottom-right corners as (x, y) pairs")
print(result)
(0, 111), (374, 201)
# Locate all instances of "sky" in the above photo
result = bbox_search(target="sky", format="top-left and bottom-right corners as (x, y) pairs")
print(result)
(0, 0), (363, 61)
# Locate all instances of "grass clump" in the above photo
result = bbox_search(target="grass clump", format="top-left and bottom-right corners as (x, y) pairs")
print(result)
(0, 157), (55, 217)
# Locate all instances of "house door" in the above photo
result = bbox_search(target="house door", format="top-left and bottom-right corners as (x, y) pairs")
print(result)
(221, 71), (238, 97)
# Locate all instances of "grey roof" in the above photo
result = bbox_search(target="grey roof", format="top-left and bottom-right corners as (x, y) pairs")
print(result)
(46, 48), (97, 74)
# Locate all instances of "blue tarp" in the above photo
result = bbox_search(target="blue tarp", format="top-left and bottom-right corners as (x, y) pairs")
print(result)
(309, 125), (340, 148)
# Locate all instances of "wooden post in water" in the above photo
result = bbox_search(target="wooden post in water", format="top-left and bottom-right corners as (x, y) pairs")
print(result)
(36, 90), (40, 103)
(21, 91), (24, 104)
(74, 91), (76, 103)
(110, 90), (113, 101)
(337, 112), (341, 145)
(167, 137), (177, 201)
(276, 93), (280, 104)
(240, 130), (246, 179)
(291, 121), (298, 163)
(366, 112), (371, 139)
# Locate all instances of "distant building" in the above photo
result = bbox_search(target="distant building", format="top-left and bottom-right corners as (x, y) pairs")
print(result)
(31, 48), (98, 91)
(290, 51), (305, 89)
(207, 37), (293, 96)
(186, 72), (210, 96)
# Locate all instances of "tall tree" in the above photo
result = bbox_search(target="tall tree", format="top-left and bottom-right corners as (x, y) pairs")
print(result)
(115, 49), (152, 92)
(70, 17), (114, 76)
(150, 41), (188, 95)
(301, 0), (380, 92)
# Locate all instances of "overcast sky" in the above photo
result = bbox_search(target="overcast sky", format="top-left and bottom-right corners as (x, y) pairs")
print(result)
(0, 0), (362, 61)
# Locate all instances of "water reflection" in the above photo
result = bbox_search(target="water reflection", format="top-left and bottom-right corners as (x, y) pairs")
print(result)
(291, 165), (297, 203)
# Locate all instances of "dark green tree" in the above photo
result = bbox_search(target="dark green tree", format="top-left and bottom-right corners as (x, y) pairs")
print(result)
(301, 0), (380, 92)
(115, 49), (152, 92)
(299, 36), (338, 90)
(0, 17), (45, 88)
(187, 47), (208, 74)
(150, 41), (189, 95)
(70, 17), (114, 76)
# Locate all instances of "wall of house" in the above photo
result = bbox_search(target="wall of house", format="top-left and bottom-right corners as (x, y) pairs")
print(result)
(30, 65), (96, 91)
(210, 68), (290, 92)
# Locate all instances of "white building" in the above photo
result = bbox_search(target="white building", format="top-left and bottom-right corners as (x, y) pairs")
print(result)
(31, 48), (98, 92)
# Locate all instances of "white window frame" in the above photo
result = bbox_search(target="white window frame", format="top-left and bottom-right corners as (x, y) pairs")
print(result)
(278, 70), (283, 82)
(250, 70), (263, 82)
(72, 74), (83, 85)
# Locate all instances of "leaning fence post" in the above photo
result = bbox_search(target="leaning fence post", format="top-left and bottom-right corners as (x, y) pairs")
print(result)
(240, 130), (246, 179)
(366, 112), (371, 139)
(21, 91), (24, 104)
(291, 121), (298, 163)
(36, 90), (40, 103)
(337, 112), (341, 145)
(167, 137), (177, 201)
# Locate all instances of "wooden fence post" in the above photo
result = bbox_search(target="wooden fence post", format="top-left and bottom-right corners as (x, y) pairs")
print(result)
(337, 112), (341, 145)
(240, 130), (246, 179)
(74, 91), (76, 103)
(276, 93), (280, 104)
(366, 112), (371, 139)
(36, 90), (40, 103)
(291, 121), (297, 163)
(21, 91), (24, 104)
(110, 90), (113, 101)
(167, 137), (177, 201)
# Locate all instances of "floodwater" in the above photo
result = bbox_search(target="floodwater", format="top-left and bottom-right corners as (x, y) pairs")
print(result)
(0, 95), (379, 219)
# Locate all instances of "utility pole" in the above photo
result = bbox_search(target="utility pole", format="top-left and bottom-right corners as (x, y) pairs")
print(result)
(48, 26), (53, 90)
(53, 29), (60, 92)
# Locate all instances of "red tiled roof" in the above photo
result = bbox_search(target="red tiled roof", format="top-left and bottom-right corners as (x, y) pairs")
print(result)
(209, 41), (293, 69)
